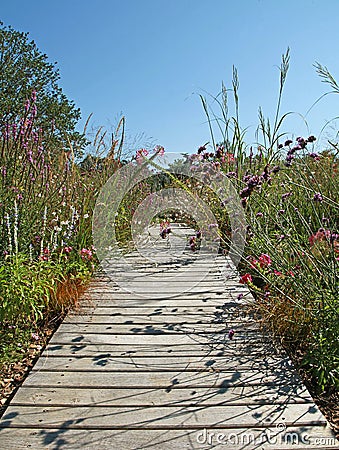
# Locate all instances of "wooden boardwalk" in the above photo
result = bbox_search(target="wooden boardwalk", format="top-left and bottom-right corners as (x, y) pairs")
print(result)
(0, 225), (337, 449)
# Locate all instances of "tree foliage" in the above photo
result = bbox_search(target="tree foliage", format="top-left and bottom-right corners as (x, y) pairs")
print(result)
(0, 21), (86, 155)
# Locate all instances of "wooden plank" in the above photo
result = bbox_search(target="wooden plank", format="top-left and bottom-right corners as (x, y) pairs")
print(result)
(80, 299), (249, 308)
(43, 342), (273, 357)
(75, 304), (249, 315)
(55, 323), (258, 334)
(22, 370), (301, 388)
(10, 385), (313, 407)
(63, 315), (253, 324)
(32, 354), (285, 372)
(0, 404), (328, 428)
(48, 332), (267, 345)
(0, 426), (337, 450)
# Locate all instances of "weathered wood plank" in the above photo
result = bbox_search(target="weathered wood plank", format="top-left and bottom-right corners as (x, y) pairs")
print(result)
(64, 314), (252, 324)
(0, 404), (328, 428)
(48, 332), (267, 345)
(56, 322), (258, 334)
(0, 426), (338, 450)
(22, 370), (301, 388)
(32, 354), (286, 372)
(10, 385), (313, 407)
(43, 342), (273, 357)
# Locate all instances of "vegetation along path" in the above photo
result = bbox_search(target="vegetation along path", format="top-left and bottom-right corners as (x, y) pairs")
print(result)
(0, 225), (337, 449)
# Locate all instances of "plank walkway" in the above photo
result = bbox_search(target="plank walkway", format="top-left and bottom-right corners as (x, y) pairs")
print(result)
(0, 224), (337, 449)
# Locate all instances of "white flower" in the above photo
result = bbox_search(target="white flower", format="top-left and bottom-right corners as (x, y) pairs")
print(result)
(83, 214), (89, 219)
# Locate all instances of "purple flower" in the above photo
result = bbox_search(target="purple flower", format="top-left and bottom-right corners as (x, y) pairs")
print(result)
(282, 192), (292, 201)
(307, 135), (316, 143)
(228, 329), (235, 340)
(313, 192), (323, 202)
(226, 171), (237, 178)
(240, 187), (251, 198)
(284, 139), (293, 146)
(271, 166), (280, 174)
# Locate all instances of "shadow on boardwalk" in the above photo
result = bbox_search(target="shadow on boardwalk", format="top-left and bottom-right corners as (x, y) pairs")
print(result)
(0, 225), (337, 449)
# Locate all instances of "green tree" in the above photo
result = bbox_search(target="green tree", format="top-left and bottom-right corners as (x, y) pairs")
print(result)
(0, 21), (86, 155)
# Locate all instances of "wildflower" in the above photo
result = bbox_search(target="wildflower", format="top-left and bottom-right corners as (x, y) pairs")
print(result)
(308, 152), (320, 160)
(64, 246), (72, 254)
(226, 171), (237, 178)
(256, 212), (263, 217)
(284, 139), (293, 146)
(160, 221), (171, 239)
(281, 192), (292, 201)
(258, 253), (272, 268)
(215, 146), (223, 158)
(240, 187), (251, 198)
(239, 273), (252, 284)
(307, 135), (316, 143)
(264, 291), (270, 298)
(31, 332), (40, 341)
(237, 293), (243, 300)
(278, 143), (283, 149)
(226, 153), (235, 164)
(274, 269), (282, 276)
(80, 248), (93, 260)
(296, 136), (307, 148)
(135, 148), (149, 164)
(313, 192), (323, 202)
(154, 145), (165, 156)
(278, 209), (285, 215)
(228, 329), (235, 340)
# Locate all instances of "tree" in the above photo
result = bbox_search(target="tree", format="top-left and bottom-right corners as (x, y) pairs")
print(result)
(0, 21), (86, 155)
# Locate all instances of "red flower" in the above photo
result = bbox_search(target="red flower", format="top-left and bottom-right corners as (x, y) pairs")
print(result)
(239, 273), (252, 284)
(258, 253), (271, 268)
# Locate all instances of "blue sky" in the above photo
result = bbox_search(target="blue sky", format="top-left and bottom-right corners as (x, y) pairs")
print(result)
(1, 0), (339, 156)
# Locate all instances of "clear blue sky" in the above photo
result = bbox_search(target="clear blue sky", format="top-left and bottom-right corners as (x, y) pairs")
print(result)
(1, 0), (339, 156)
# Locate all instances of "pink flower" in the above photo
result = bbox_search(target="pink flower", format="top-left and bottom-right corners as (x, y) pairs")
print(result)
(64, 246), (72, 254)
(31, 332), (39, 341)
(274, 269), (282, 276)
(228, 329), (235, 339)
(258, 253), (271, 268)
(153, 145), (165, 156)
(239, 273), (252, 284)
(80, 248), (93, 261)
(135, 148), (149, 164)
